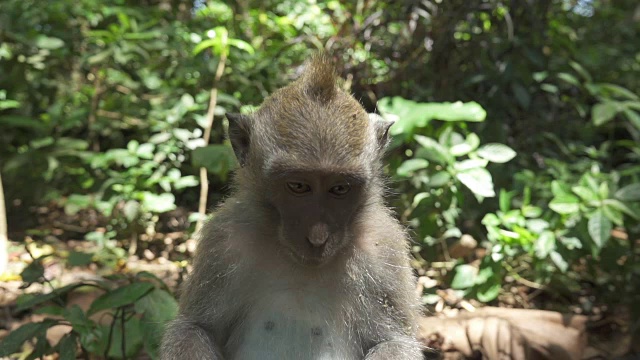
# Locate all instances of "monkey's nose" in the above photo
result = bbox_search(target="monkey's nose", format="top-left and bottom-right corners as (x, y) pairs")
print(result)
(307, 223), (330, 247)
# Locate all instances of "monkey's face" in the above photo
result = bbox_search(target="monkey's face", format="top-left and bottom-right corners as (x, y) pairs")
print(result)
(266, 170), (367, 266)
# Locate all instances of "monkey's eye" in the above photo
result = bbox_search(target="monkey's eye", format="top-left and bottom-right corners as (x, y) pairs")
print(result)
(329, 184), (351, 197)
(286, 181), (311, 195)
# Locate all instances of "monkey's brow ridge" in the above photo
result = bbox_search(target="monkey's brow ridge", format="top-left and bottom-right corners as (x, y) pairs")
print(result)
(267, 165), (367, 183)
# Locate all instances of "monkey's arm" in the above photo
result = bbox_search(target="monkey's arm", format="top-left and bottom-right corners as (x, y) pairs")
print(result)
(161, 316), (225, 360)
(161, 215), (240, 360)
(364, 339), (424, 360)
(360, 219), (425, 360)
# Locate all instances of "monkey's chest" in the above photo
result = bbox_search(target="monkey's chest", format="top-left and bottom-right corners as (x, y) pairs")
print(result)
(226, 291), (362, 360)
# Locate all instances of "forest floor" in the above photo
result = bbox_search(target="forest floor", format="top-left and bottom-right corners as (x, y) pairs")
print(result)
(0, 203), (637, 359)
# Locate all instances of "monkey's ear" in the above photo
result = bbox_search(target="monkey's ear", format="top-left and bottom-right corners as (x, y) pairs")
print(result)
(369, 113), (395, 149)
(226, 113), (252, 167)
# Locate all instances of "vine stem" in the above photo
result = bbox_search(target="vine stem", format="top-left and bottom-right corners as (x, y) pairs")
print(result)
(195, 36), (229, 234)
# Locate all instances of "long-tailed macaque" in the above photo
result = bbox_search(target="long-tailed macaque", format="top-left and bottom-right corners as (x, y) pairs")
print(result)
(161, 54), (423, 360)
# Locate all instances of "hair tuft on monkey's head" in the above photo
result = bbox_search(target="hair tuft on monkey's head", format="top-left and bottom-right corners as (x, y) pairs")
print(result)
(300, 53), (338, 104)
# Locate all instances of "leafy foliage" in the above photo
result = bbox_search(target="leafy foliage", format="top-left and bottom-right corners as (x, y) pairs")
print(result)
(1, 0), (639, 357)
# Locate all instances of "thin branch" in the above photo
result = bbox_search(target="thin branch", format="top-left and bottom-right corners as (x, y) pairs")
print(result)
(88, 68), (103, 152)
(121, 308), (126, 359)
(0, 170), (7, 275)
(195, 39), (229, 233)
(104, 308), (119, 359)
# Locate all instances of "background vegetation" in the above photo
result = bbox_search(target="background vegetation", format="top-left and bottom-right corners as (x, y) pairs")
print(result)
(1, 0), (639, 358)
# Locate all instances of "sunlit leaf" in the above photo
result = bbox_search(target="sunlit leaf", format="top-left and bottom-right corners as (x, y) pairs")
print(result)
(549, 194), (580, 214)
(451, 264), (477, 289)
(414, 135), (452, 165)
(141, 193), (176, 213)
(396, 159), (429, 177)
(534, 231), (556, 258)
(456, 167), (495, 198)
(378, 97), (486, 136)
(476, 143), (516, 163)
(592, 101), (621, 126)
(588, 209), (612, 250)
(35, 36), (65, 49)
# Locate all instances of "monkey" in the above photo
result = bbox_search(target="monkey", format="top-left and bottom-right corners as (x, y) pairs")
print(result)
(161, 53), (423, 360)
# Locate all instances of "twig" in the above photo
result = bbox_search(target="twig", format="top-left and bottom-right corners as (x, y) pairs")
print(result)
(0, 170), (7, 275)
(104, 309), (118, 359)
(88, 68), (103, 152)
(121, 308), (126, 359)
(195, 35), (229, 233)
(503, 262), (545, 289)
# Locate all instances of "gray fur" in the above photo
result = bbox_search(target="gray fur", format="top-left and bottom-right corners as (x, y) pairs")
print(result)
(161, 54), (423, 360)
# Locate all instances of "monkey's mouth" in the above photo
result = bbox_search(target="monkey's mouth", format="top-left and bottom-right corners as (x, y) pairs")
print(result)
(281, 245), (329, 268)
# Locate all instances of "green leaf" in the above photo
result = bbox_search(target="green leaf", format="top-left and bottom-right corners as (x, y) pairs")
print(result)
(512, 83), (531, 109)
(559, 236), (582, 250)
(602, 203), (624, 226)
(476, 143), (516, 163)
(456, 167), (495, 198)
(476, 280), (501, 302)
(94, 316), (143, 358)
(135, 289), (179, 359)
(123, 200), (141, 222)
(414, 135), (453, 164)
(549, 194), (580, 214)
(592, 101), (621, 126)
(522, 205), (542, 218)
(0, 320), (58, 357)
(449, 133), (480, 156)
(0, 115), (46, 130)
(453, 159), (488, 171)
(15, 284), (79, 312)
(428, 171), (451, 187)
(623, 108), (640, 130)
(557, 72), (580, 87)
(534, 231), (556, 258)
(34, 305), (65, 316)
(588, 210), (612, 250)
(604, 199), (639, 221)
(64, 194), (93, 216)
(35, 36), (65, 49)
(571, 186), (598, 202)
(192, 144), (237, 178)
(174, 176), (199, 190)
(88, 282), (154, 315)
(411, 192), (430, 208)
(193, 38), (220, 55)
(228, 38), (255, 54)
(551, 180), (572, 197)
(550, 251), (569, 272)
(58, 333), (78, 360)
(378, 97), (486, 136)
(526, 219), (549, 233)
(20, 258), (45, 285)
(141, 192), (176, 213)
(569, 61), (592, 82)
(0, 99), (20, 110)
(64, 305), (93, 333)
(451, 264), (478, 289)
(615, 183), (640, 202)
(67, 251), (94, 267)
(396, 159), (429, 177)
